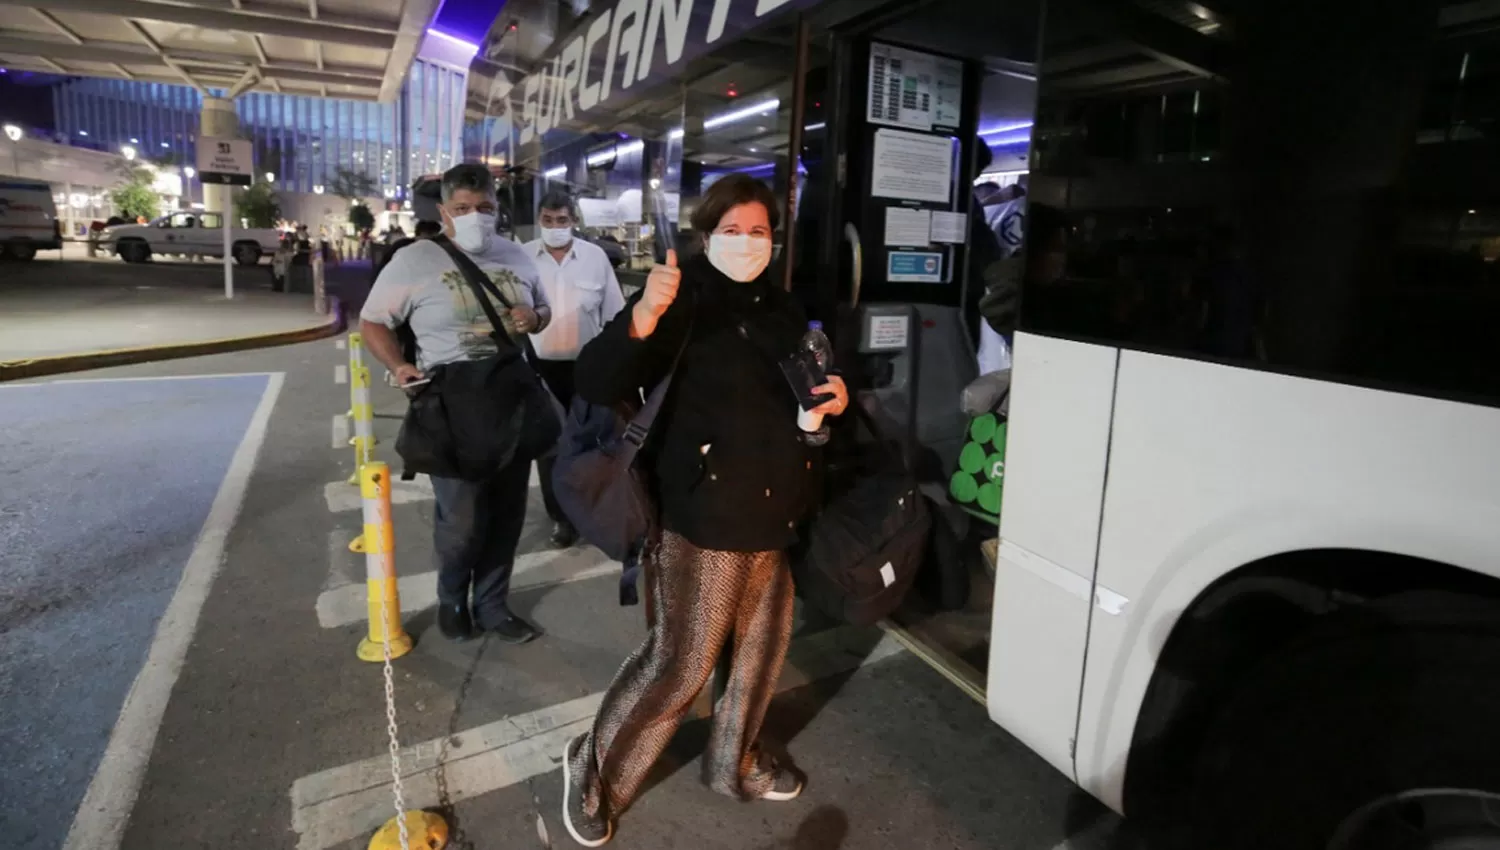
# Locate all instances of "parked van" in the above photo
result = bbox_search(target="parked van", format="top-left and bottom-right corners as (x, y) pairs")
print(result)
(0, 177), (62, 261)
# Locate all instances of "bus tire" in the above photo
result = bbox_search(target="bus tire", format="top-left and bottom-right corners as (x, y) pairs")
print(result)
(1186, 593), (1500, 850)
(7, 240), (37, 261)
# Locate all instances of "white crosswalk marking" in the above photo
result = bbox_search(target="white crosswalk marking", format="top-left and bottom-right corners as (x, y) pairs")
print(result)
(315, 547), (617, 628)
(288, 627), (905, 850)
(321, 467), (543, 513)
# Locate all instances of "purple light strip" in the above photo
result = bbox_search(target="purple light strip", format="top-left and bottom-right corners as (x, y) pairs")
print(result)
(427, 29), (481, 55)
(984, 130), (1033, 147)
(979, 121), (1034, 137)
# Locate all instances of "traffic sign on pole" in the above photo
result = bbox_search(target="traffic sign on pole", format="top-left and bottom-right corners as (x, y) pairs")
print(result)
(197, 137), (252, 299)
(195, 138), (253, 186)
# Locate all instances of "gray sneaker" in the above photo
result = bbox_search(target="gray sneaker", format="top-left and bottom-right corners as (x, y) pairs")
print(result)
(754, 765), (804, 802)
(562, 734), (613, 847)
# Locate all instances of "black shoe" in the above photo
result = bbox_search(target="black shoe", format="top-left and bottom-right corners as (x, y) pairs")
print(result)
(484, 611), (540, 644)
(437, 602), (474, 642)
(550, 521), (578, 549)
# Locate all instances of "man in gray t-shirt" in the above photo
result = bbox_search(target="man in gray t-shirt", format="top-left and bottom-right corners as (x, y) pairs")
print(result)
(360, 231), (549, 371)
(358, 164), (552, 645)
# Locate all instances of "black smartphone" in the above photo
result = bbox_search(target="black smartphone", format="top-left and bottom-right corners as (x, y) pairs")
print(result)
(780, 349), (836, 412)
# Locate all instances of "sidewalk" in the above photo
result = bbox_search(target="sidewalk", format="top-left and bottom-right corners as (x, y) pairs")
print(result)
(0, 254), (360, 378)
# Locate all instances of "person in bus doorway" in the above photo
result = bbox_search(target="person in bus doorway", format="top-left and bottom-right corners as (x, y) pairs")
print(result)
(524, 189), (628, 548)
(559, 174), (850, 847)
(357, 163), (551, 645)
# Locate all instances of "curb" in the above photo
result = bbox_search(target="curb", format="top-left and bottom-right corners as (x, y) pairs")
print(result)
(0, 298), (347, 383)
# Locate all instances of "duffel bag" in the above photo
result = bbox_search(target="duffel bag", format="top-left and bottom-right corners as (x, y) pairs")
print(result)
(791, 404), (930, 626)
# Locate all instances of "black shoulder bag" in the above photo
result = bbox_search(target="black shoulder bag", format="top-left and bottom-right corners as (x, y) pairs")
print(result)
(394, 236), (561, 481)
(549, 309), (694, 570)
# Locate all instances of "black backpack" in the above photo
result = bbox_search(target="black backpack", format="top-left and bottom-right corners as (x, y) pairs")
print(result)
(789, 404), (931, 626)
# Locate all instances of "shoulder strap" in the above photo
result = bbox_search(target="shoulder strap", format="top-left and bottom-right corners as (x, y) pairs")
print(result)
(621, 296), (695, 449)
(431, 235), (519, 348)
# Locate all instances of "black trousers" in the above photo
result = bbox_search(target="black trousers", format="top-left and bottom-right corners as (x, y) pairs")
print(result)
(532, 358), (576, 525)
(430, 456), (530, 626)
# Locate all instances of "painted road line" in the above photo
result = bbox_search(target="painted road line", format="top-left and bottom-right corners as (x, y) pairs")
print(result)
(337, 338), (347, 350)
(61, 373), (286, 850)
(1049, 815), (1123, 849)
(335, 364), (348, 384)
(324, 529), (362, 592)
(323, 475), (433, 512)
(0, 371), (281, 388)
(322, 467), (543, 513)
(289, 626), (904, 850)
(330, 415), (348, 449)
(316, 547), (617, 629)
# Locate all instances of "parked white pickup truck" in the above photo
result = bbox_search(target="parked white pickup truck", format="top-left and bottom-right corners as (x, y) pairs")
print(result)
(99, 211), (282, 265)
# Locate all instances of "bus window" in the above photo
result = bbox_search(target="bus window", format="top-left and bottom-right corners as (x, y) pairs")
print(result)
(1023, 0), (1500, 408)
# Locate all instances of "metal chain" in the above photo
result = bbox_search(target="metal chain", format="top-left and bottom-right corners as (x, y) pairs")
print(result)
(376, 515), (412, 850)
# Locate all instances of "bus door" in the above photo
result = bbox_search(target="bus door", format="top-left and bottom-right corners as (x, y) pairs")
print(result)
(800, 0), (1041, 698)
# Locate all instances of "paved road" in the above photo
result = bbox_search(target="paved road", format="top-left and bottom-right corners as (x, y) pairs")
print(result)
(0, 342), (1142, 850)
(0, 255), (338, 360)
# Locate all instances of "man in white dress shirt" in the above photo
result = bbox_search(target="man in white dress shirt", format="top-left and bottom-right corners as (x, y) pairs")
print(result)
(526, 189), (627, 548)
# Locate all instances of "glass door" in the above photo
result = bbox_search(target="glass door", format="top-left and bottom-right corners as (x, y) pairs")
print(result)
(800, 0), (1043, 697)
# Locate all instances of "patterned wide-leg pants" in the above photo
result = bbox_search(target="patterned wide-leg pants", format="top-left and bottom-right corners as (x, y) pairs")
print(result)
(571, 529), (797, 820)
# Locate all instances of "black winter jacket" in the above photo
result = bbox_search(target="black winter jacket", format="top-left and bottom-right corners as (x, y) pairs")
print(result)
(575, 254), (819, 553)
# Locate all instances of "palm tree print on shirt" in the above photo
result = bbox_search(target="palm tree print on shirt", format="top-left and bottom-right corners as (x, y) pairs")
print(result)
(441, 266), (528, 359)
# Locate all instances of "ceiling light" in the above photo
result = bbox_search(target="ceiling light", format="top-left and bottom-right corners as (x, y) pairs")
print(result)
(587, 139), (643, 166)
(703, 98), (779, 130)
(543, 165), (566, 178)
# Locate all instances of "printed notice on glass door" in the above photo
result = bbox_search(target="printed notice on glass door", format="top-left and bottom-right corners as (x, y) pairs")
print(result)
(884, 207), (932, 247)
(867, 42), (964, 131)
(871, 129), (954, 205)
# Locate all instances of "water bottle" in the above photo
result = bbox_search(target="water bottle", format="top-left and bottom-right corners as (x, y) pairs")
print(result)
(798, 321), (833, 447)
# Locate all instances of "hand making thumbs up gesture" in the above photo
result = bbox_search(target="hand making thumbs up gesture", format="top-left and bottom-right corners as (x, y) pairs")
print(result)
(631, 249), (680, 339)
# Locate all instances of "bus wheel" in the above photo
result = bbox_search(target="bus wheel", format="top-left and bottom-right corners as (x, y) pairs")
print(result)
(7, 241), (37, 261)
(1187, 592), (1500, 850)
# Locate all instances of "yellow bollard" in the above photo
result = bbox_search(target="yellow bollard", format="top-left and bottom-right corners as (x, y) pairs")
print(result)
(348, 361), (376, 486)
(356, 462), (413, 663)
(346, 331), (365, 418)
(368, 811), (448, 850)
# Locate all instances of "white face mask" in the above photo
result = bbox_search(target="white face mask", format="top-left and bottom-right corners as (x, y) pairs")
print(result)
(449, 210), (496, 254)
(541, 227), (573, 249)
(707, 234), (773, 282)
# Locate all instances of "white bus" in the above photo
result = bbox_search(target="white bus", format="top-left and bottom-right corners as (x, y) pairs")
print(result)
(824, 1), (1500, 847)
